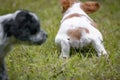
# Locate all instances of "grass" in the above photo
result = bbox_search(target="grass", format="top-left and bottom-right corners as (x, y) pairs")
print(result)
(0, 0), (120, 80)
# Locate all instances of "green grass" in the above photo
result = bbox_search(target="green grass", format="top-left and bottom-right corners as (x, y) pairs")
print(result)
(0, 0), (120, 80)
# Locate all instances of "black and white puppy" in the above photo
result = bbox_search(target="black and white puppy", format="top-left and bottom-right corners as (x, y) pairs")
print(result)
(0, 10), (47, 80)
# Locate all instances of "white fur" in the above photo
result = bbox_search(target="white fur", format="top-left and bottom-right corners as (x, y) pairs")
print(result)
(55, 2), (107, 58)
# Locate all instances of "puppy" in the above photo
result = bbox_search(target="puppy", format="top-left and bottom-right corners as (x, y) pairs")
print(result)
(55, 0), (107, 59)
(0, 10), (47, 80)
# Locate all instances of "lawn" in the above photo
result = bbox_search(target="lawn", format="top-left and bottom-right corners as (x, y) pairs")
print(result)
(0, 0), (120, 80)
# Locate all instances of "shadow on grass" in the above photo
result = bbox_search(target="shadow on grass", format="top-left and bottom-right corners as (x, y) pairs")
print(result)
(70, 45), (97, 58)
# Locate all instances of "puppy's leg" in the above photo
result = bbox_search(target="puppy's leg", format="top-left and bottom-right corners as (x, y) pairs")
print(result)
(0, 58), (8, 80)
(92, 39), (107, 57)
(60, 40), (70, 59)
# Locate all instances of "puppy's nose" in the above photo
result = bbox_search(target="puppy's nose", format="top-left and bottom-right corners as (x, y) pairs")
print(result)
(41, 30), (48, 39)
(43, 33), (48, 38)
(35, 33), (47, 45)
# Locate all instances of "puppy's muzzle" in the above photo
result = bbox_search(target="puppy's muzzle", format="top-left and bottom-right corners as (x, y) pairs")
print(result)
(30, 30), (48, 45)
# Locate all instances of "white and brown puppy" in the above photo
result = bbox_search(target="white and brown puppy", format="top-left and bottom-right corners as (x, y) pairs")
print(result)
(0, 10), (47, 80)
(55, 0), (107, 59)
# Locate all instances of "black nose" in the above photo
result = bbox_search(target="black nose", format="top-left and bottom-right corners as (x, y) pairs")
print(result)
(35, 32), (47, 45)
(43, 33), (48, 39)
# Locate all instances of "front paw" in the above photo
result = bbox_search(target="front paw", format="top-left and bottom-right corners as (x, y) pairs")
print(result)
(102, 51), (107, 55)
(98, 51), (108, 57)
(59, 54), (69, 59)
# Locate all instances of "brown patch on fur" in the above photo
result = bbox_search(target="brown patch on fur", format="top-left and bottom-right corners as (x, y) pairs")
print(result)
(60, 0), (78, 13)
(62, 13), (83, 22)
(80, 1), (100, 14)
(62, 13), (98, 28)
(67, 27), (89, 40)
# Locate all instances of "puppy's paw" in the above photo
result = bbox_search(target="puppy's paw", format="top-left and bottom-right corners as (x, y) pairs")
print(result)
(59, 54), (69, 59)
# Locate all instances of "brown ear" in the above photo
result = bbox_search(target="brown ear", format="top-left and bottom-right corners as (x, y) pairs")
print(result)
(60, 0), (78, 13)
(59, 0), (70, 13)
(81, 1), (100, 14)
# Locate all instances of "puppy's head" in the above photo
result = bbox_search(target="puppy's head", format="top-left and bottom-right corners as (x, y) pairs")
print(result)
(80, 1), (100, 14)
(60, 0), (100, 14)
(60, 0), (78, 13)
(3, 10), (47, 45)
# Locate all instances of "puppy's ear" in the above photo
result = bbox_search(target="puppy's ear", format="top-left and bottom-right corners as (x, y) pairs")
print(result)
(60, 0), (78, 13)
(60, 0), (69, 13)
(81, 1), (100, 14)
(2, 19), (17, 37)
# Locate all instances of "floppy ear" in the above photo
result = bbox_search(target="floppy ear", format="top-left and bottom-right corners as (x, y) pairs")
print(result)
(2, 19), (16, 37)
(81, 1), (100, 14)
(60, 0), (78, 13)
(0, 19), (17, 45)
(60, 0), (70, 13)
